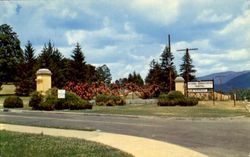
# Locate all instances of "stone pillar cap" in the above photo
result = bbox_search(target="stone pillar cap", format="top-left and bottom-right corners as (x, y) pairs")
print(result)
(175, 76), (185, 82)
(36, 68), (52, 76)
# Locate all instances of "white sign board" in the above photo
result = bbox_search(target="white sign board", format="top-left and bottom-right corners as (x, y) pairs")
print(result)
(188, 81), (213, 89)
(58, 89), (66, 99)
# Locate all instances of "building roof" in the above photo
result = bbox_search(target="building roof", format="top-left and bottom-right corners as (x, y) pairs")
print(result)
(36, 68), (52, 75)
(175, 76), (185, 82)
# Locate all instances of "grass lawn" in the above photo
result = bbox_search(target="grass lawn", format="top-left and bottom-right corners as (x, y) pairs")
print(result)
(82, 101), (250, 118)
(0, 130), (133, 157)
(1, 95), (249, 118)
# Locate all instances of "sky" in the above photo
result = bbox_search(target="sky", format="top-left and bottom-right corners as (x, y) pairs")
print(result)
(1, 0), (250, 81)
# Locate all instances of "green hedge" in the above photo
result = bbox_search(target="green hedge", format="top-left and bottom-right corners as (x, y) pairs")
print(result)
(29, 88), (92, 110)
(96, 94), (125, 106)
(3, 96), (23, 108)
(158, 91), (198, 106)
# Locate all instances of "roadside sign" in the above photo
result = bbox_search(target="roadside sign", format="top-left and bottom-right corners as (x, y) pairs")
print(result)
(58, 89), (65, 99)
(187, 80), (215, 105)
(187, 81), (213, 89)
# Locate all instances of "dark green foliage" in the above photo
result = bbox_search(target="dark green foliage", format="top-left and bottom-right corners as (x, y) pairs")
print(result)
(0, 24), (23, 84)
(69, 43), (86, 83)
(158, 91), (198, 106)
(145, 60), (163, 85)
(37, 41), (67, 88)
(96, 94), (125, 106)
(128, 71), (144, 86)
(29, 88), (92, 110)
(180, 50), (196, 82)
(29, 91), (44, 110)
(69, 43), (99, 83)
(233, 88), (250, 101)
(116, 71), (144, 86)
(146, 45), (177, 93)
(15, 41), (37, 96)
(96, 64), (112, 85)
(39, 98), (56, 111)
(160, 46), (177, 91)
(85, 64), (98, 83)
(158, 93), (168, 99)
(167, 91), (185, 100)
(3, 96), (23, 108)
(68, 99), (92, 110)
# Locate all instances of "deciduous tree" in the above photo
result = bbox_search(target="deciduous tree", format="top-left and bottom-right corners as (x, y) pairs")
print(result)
(0, 24), (23, 84)
(96, 64), (112, 85)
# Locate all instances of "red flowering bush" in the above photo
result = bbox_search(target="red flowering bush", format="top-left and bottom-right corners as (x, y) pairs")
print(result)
(64, 81), (160, 100)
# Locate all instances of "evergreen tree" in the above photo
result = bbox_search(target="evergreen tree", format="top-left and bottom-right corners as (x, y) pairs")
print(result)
(127, 71), (144, 86)
(37, 41), (67, 88)
(86, 64), (98, 82)
(96, 64), (112, 85)
(70, 43), (86, 83)
(180, 50), (196, 82)
(145, 59), (163, 85)
(0, 24), (23, 84)
(15, 41), (37, 95)
(160, 45), (177, 92)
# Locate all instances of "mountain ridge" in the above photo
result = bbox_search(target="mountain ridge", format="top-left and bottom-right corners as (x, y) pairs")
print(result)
(197, 70), (250, 92)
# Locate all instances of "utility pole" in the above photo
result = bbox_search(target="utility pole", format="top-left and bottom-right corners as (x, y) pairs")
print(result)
(177, 48), (198, 82)
(168, 34), (172, 91)
(214, 75), (225, 100)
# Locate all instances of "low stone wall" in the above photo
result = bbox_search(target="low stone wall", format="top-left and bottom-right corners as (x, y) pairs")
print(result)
(125, 98), (158, 105)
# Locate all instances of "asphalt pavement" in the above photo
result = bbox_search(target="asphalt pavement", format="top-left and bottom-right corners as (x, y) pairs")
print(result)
(0, 110), (250, 157)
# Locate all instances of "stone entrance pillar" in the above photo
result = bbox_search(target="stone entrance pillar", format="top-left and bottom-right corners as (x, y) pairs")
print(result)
(175, 76), (185, 95)
(36, 68), (52, 94)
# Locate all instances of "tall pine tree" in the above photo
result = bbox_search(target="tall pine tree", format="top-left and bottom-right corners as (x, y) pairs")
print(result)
(160, 45), (177, 92)
(37, 41), (67, 88)
(15, 41), (37, 95)
(127, 71), (144, 86)
(145, 59), (163, 86)
(70, 43), (86, 83)
(179, 50), (196, 82)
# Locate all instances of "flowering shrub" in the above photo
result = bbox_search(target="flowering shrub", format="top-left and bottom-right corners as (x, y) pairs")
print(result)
(64, 81), (160, 100)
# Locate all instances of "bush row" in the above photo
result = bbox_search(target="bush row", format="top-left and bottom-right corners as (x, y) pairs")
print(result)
(3, 96), (23, 108)
(96, 94), (125, 106)
(158, 91), (198, 106)
(29, 88), (92, 111)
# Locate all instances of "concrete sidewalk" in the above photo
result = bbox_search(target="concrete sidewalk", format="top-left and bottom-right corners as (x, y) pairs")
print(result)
(0, 123), (207, 157)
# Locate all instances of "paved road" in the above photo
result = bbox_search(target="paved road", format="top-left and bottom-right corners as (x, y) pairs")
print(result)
(0, 111), (250, 157)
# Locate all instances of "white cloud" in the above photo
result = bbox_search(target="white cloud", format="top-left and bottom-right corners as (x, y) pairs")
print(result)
(214, 9), (250, 48)
(1, 0), (249, 81)
(65, 20), (143, 46)
(0, 1), (18, 23)
(197, 9), (232, 23)
(130, 0), (179, 25)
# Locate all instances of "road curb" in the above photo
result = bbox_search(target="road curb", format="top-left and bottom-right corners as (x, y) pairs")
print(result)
(0, 108), (143, 119)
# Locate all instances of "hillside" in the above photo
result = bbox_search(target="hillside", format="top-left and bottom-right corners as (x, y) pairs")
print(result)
(198, 71), (250, 92)
(198, 71), (250, 84)
(221, 72), (250, 92)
